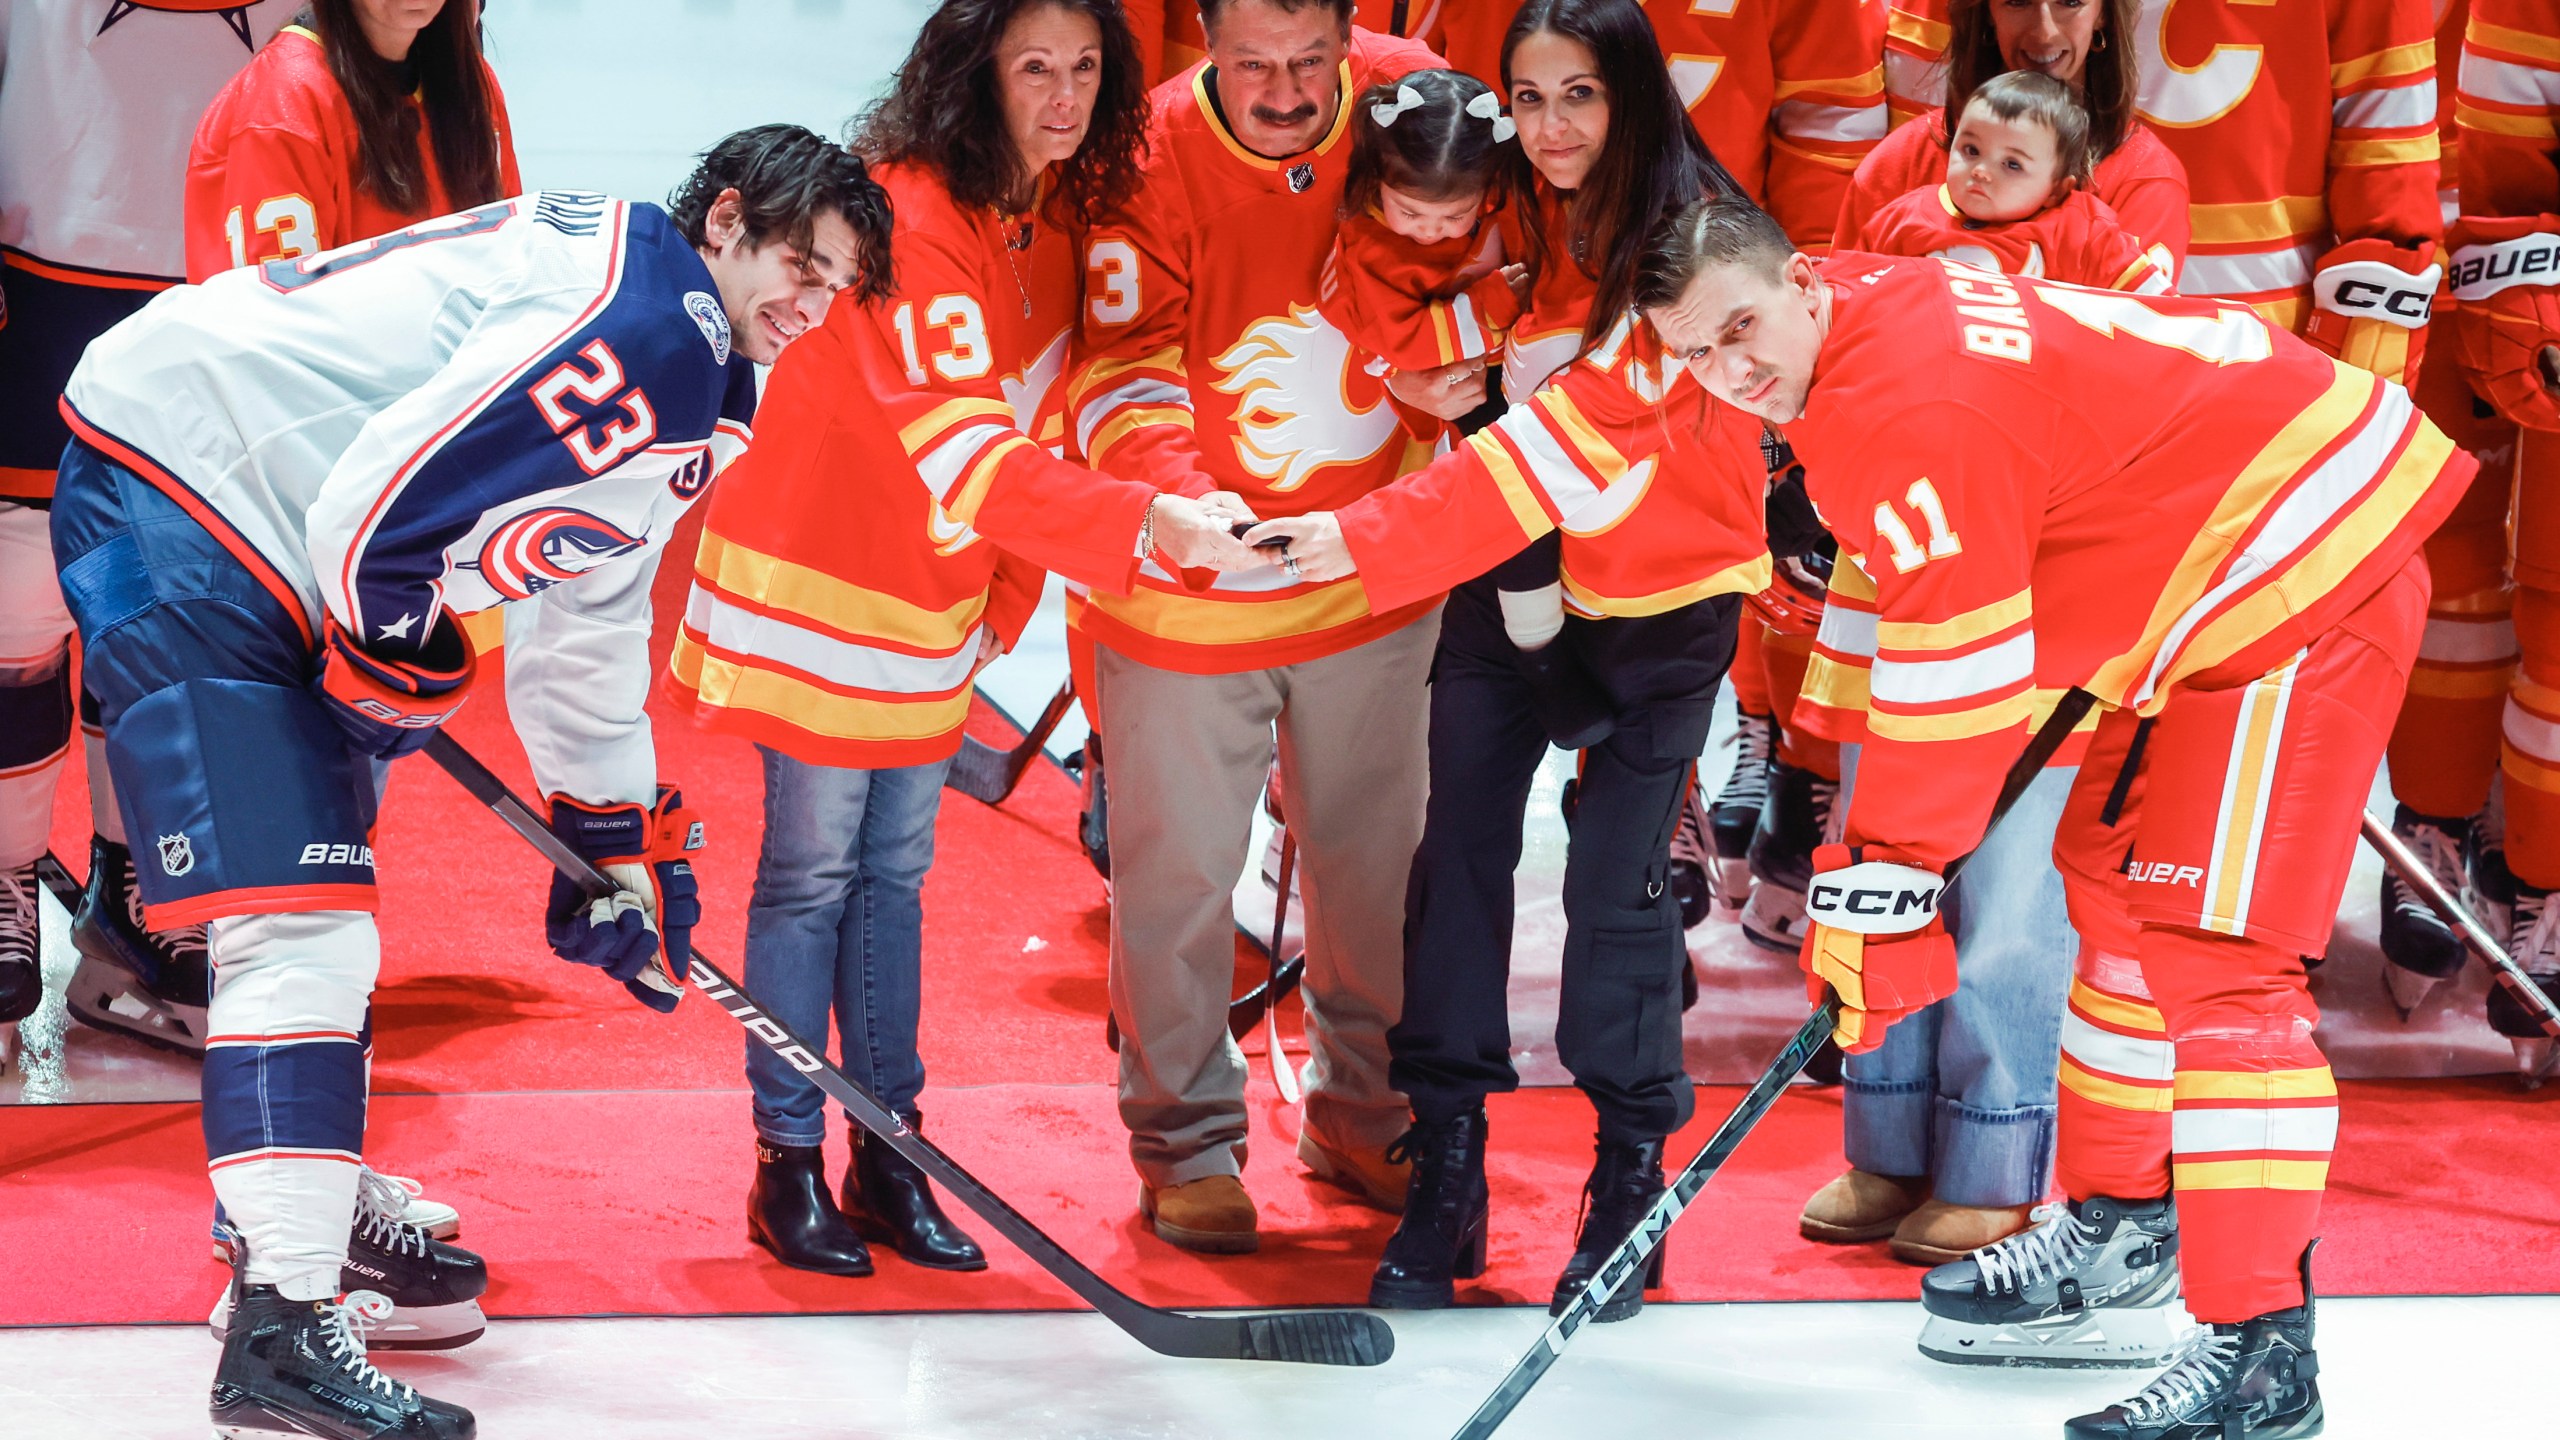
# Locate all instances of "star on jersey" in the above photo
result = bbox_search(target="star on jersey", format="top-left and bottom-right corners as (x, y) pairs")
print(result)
(376, 613), (420, 643)
(97, 2), (263, 50)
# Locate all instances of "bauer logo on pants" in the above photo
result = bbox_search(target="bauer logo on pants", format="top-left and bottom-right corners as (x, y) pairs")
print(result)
(157, 833), (195, 878)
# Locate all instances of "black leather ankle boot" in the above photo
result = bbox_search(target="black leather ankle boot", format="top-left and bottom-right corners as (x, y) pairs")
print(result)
(843, 1111), (986, 1272)
(748, 1140), (873, 1276)
(1549, 1135), (1668, 1323)
(1368, 1110), (1490, 1310)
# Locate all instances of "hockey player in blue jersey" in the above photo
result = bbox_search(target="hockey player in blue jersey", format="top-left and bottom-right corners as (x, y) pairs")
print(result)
(49, 124), (891, 1440)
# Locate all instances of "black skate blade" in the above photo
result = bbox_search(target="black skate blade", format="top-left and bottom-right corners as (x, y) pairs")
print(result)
(1236, 1310), (1394, 1366)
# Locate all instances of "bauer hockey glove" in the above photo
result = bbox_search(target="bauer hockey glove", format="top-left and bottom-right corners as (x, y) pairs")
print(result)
(314, 611), (477, 759)
(1798, 843), (1957, 1054)
(544, 788), (704, 1013)
(2300, 238), (2442, 388)
(2450, 215), (2560, 431)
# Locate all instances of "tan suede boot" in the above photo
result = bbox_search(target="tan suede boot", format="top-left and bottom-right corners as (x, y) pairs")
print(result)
(1888, 1198), (2033, 1266)
(1139, 1175), (1260, 1254)
(1797, 1169), (1926, 1244)
(1298, 1128), (1409, 1214)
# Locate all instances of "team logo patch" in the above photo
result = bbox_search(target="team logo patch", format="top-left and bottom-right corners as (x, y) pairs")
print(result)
(685, 291), (731, 365)
(1286, 162), (1316, 194)
(157, 833), (196, 878)
(463, 508), (649, 600)
(666, 449), (713, 500)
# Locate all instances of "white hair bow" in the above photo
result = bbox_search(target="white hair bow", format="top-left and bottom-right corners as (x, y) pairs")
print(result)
(1371, 84), (1426, 127)
(1466, 89), (1517, 143)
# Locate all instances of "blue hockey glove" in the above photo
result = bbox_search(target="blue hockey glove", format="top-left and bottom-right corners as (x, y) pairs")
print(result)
(315, 611), (476, 758)
(544, 788), (703, 1012)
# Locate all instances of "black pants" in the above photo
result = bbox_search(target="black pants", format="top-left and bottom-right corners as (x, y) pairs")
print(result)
(1386, 570), (1740, 1142)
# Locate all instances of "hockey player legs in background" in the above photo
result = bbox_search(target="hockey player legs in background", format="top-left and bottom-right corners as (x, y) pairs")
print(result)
(50, 128), (889, 1439)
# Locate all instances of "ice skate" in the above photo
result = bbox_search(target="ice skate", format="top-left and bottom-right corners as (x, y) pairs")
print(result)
(1918, 1195), (2192, 1368)
(209, 1285), (475, 1440)
(0, 862), (40, 1076)
(1666, 771), (1716, 929)
(1739, 759), (1835, 952)
(2377, 805), (2470, 1019)
(2471, 781), (2515, 940)
(2063, 1245), (2323, 1440)
(2494, 883), (2560, 1086)
(64, 836), (209, 1054)
(1707, 709), (1773, 909)
(212, 1167), (462, 1262)
(209, 1175), (490, 1351)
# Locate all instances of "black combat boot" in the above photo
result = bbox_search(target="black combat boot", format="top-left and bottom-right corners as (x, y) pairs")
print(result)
(1549, 1135), (1669, 1323)
(748, 1139), (873, 1276)
(1367, 1110), (1490, 1309)
(844, 1111), (986, 1271)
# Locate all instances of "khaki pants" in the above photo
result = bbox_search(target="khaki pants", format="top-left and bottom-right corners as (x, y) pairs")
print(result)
(1096, 610), (1438, 1187)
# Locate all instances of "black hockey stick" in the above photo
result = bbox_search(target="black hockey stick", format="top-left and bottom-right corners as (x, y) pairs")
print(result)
(2359, 811), (2560, 1082)
(1447, 688), (2098, 1440)
(422, 732), (1392, 1367)
(33, 851), (82, 913)
(944, 679), (1077, 806)
(1265, 827), (1301, 1102)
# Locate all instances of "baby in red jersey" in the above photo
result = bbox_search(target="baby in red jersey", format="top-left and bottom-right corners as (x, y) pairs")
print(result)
(1854, 71), (2170, 296)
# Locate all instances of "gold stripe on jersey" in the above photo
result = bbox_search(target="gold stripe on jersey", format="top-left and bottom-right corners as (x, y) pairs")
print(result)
(2188, 196), (2329, 247)
(2171, 1158), (2330, 1191)
(2469, 18), (2560, 63)
(1560, 554), (1772, 619)
(2174, 1066), (2340, 1101)
(946, 435), (1038, 527)
(1865, 690), (2036, 743)
(2331, 40), (2436, 89)
(669, 637), (973, 743)
(2332, 134), (2442, 168)
(694, 529), (990, 651)
(2457, 100), (2560, 139)
(1887, 9), (1948, 50)
(1537, 390), (1634, 483)
(1067, 345), (1185, 408)
(1093, 577), (1378, 645)
(1875, 590), (2032, 654)
(1087, 406), (1195, 464)
(2060, 1057), (2176, 1112)
(1773, 67), (1886, 101)
(1801, 652), (1873, 713)
(1465, 431), (1562, 539)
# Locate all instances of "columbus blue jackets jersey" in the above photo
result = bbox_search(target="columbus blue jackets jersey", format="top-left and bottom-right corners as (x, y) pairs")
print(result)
(63, 193), (758, 802)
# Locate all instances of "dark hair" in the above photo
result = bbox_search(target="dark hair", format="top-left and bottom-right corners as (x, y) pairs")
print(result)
(1634, 194), (1796, 314)
(667, 124), (896, 304)
(853, 0), (1148, 230)
(1199, 0), (1353, 33)
(294, 1), (505, 214)
(1961, 71), (2094, 191)
(1501, 0), (1743, 353)
(1941, 0), (2141, 161)
(1341, 69), (1512, 219)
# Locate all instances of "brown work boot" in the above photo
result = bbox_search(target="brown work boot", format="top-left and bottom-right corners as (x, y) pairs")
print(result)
(1139, 1175), (1260, 1254)
(1297, 1127), (1409, 1214)
(1797, 1168), (1925, 1244)
(1889, 1198), (2034, 1266)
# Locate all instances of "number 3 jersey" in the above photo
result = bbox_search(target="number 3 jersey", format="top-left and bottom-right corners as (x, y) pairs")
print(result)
(1789, 254), (2470, 872)
(61, 193), (757, 801)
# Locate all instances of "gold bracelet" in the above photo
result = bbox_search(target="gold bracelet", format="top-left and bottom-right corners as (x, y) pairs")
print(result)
(1136, 495), (1157, 559)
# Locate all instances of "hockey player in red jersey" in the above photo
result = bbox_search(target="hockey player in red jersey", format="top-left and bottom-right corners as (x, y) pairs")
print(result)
(0, 0), (293, 1076)
(1643, 195), (2467, 1439)
(184, 0), (524, 282)
(51, 129), (890, 1440)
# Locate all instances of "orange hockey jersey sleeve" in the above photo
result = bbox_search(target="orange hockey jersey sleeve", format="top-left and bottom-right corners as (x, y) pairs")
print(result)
(1318, 211), (1516, 373)
(2326, 0), (2447, 256)
(2458, 0), (2560, 218)
(873, 217), (1155, 593)
(1882, 0), (1948, 129)
(185, 115), (341, 281)
(1765, 0), (1892, 251)
(1066, 147), (1222, 503)
(1334, 323), (1769, 614)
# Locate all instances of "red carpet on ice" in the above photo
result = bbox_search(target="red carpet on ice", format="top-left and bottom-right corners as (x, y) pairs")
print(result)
(6, 519), (2557, 1327)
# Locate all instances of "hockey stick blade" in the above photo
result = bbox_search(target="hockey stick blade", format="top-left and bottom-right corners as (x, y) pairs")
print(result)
(33, 851), (83, 913)
(421, 733), (1392, 1368)
(2358, 811), (2560, 1039)
(945, 680), (1077, 806)
(1445, 689), (2098, 1440)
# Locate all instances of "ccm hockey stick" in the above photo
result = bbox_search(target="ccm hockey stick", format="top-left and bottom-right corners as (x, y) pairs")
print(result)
(945, 680), (1077, 806)
(2359, 810), (2560, 1085)
(1447, 689), (2098, 1440)
(424, 732), (1393, 1367)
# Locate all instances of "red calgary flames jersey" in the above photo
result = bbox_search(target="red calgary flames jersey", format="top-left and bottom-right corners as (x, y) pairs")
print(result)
(1790, 254), (2468, 869)
(1856, 185), (2172, 291)
(1836, 113), (2193, 282)
(183, 26), (521, 282)
(1069, 28), (1444, 674)
(2458, 0), (2560, 217)
(669, 164), (1153, 767)
(1645, 0), (1891, 249)
(1335, 314), (1771, 619)
(1128, 0), (1496, 85)
(1320, 207), (1517, 374)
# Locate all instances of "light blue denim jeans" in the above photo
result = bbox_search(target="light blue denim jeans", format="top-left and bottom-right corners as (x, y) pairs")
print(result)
(742, 744), (950, 1147)
(1838, 744), (2079, 1207)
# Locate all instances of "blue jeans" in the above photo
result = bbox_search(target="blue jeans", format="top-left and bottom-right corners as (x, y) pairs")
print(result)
(741, 745), (949, 1147)
(1838, 744), (2078, 1208)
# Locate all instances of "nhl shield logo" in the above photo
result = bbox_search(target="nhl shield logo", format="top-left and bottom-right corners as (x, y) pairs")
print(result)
(1286, 162), (1316, 194)
(157, 833), (196, 878)
(685, 291), (731, 365)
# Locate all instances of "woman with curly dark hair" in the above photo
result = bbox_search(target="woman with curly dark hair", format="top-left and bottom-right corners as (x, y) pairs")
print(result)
(667, 0), (1251, 1278)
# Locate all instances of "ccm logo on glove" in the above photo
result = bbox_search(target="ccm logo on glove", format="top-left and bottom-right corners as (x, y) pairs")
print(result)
(1805, 859), (1944, 935)
(2314, 259), (2436, 326)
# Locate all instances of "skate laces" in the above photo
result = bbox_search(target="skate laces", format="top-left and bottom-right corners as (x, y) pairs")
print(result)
(2393, 819), (2467, 911)
(2118, 1329), (2237, 1425)
(1, 867), (35, 964)
(321, 1290), (414, 1401)
(1718, 717), (1773, 807)
(111, 849), (208, 956)
(2515, 891), (2560, 969)
(354, 1168), (433, 1258)
(1971, 1202), (2094, 1297)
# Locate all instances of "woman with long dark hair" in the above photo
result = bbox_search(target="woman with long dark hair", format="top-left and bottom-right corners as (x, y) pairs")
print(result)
(1255, 0), (1769, 1322)
(185, 0), (520, 280)
(666, 0), (1249, 1277)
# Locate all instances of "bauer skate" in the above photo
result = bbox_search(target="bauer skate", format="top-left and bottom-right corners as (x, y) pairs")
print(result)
(2377, 806), (2470, 1019)
(1917, 1195), (2193, 1368)
(210, 1175), (489, 1350)
(1706, 710), (1773, 910)
(2063, 1244), (2323, 1440)
(64, 836), (208, 1054)
(1739, 758), (1835, 952)
(209, 1284), (475, 1440)
(0, 862), (40, 1076)
(2496, 884), (2560, 1085)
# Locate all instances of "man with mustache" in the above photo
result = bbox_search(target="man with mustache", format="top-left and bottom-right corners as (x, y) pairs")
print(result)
(1066, 0), (1448, 1253)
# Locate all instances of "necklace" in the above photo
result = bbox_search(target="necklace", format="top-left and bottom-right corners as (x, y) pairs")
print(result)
(993, 206), (1034, 319)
